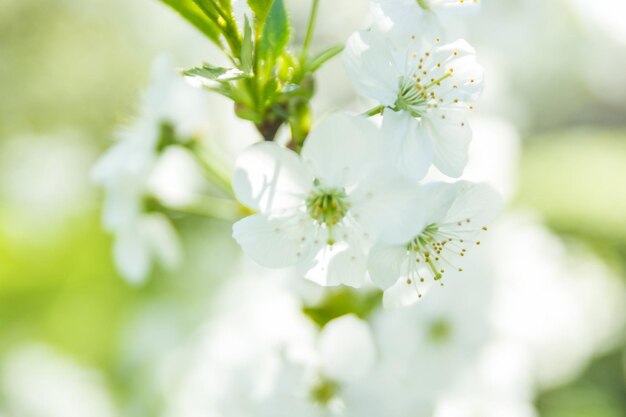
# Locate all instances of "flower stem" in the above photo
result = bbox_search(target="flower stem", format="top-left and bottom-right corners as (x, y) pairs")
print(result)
(416, 0), (430, 10)
(362, 105), (385, 117)
(300, 0), (321, 62)
(186, 142), (235, 199)
(162, 197), (245, 222)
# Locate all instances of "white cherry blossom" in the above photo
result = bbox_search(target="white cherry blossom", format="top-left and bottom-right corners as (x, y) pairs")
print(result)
(232, 113), (420, 288)
(92, 54), (209, 284)
(367, 181), (502, 306)
(340, 265), (493, 417)
(344, 30), (484, 179)
(371, 0), (481, 43)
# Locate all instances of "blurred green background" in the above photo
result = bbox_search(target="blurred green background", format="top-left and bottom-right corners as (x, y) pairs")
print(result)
(0, 0), (625, 416)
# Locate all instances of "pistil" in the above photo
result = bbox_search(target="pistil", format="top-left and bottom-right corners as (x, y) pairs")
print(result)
(306, 184), (351, 244)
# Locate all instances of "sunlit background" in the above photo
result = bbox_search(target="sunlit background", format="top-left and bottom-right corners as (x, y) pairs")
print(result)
(1, 0), (625, 416)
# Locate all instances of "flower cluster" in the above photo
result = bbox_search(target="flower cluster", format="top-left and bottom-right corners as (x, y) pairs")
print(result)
(232, 0), (501, 306)
(93, 0), (501, 305)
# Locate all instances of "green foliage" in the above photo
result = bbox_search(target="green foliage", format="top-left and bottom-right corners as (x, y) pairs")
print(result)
(182, 64), (248, 81)
(241, 16), (254, 74)
(247, 0), (274, 28)
(160, 0), (344, 146)
(306, 45), (344, 72)
(537, 352), (626, 417)
(257, 0), (290, 63)
(303, 288), (382, 328)
(192, 0), (241, 53)
(0, 215), (134, 369)
(160, 0), (222, 46)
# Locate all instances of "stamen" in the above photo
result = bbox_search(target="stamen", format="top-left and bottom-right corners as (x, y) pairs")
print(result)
(306, 184), (350, 228)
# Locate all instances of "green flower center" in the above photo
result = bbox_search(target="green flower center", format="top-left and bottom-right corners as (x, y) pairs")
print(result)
(394, 70), (452, 118)
(306, 186), (350, 228)
(310, 378), (339, 406)
(395, 78), (428, 118)
(428, 318), (452, 343)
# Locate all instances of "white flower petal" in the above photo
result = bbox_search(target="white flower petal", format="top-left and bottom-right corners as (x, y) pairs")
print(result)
(304, 241), (367, 288)
(370, 0), (444, 45)
(421, 181), (460, 225)
(430, 40), (484, 106)
(112, 213), (182, 285)
(343, 31), (400, 106)
(100, 185), (144, 231)
(232, 142), (312, 213)
(142, 54), (212, 140)
(367, 243), (409, 290)
(424, 109), (471, 177)
(382, 111), (435, 181)
(301, 113), (384, 188)
(142, 213), (183, 270)
(113, 226), (151, 285)
(382, 275), (434, 309)
(440, 181), (503, 236)
(350, 171), (425, 243)
(319, 315), (376, 381)
(430, 0), (481, 12)
(232, 213), (314, 269)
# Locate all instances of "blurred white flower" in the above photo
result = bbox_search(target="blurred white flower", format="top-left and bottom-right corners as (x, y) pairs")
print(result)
(434, 341), (537, 417)
(232, 113), (419, 288)
(338, 256), (493, 417)
(344, 31), (483, 178)
(158, 209), (626, 416)
(368, 181), (501, 306)
(488, 213), (626, 388)
(147, 146), (208, 208)
(1, 345), (118, 417)
(92, 53), (211, 284)
(92, 127), (158, 230)
(318, 314), (376, 382)
(160, 276), (322, 417)
(112, 212), (182, 285)
(161, 272), (490, 417)
(140, 54), (213, 140)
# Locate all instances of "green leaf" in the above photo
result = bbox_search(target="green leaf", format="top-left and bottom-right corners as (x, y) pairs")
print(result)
(182, 64), (248, 81)
(159, 0), (222, 46)
(258, 0), (289, 61)
(241, 15), (254, 75)
(303, 288), (382, 328)
(192, 0), (242, 54)
(215, 0), (235, 14)
(247, 0), (274, 25)
(306, 44), (344, 72)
